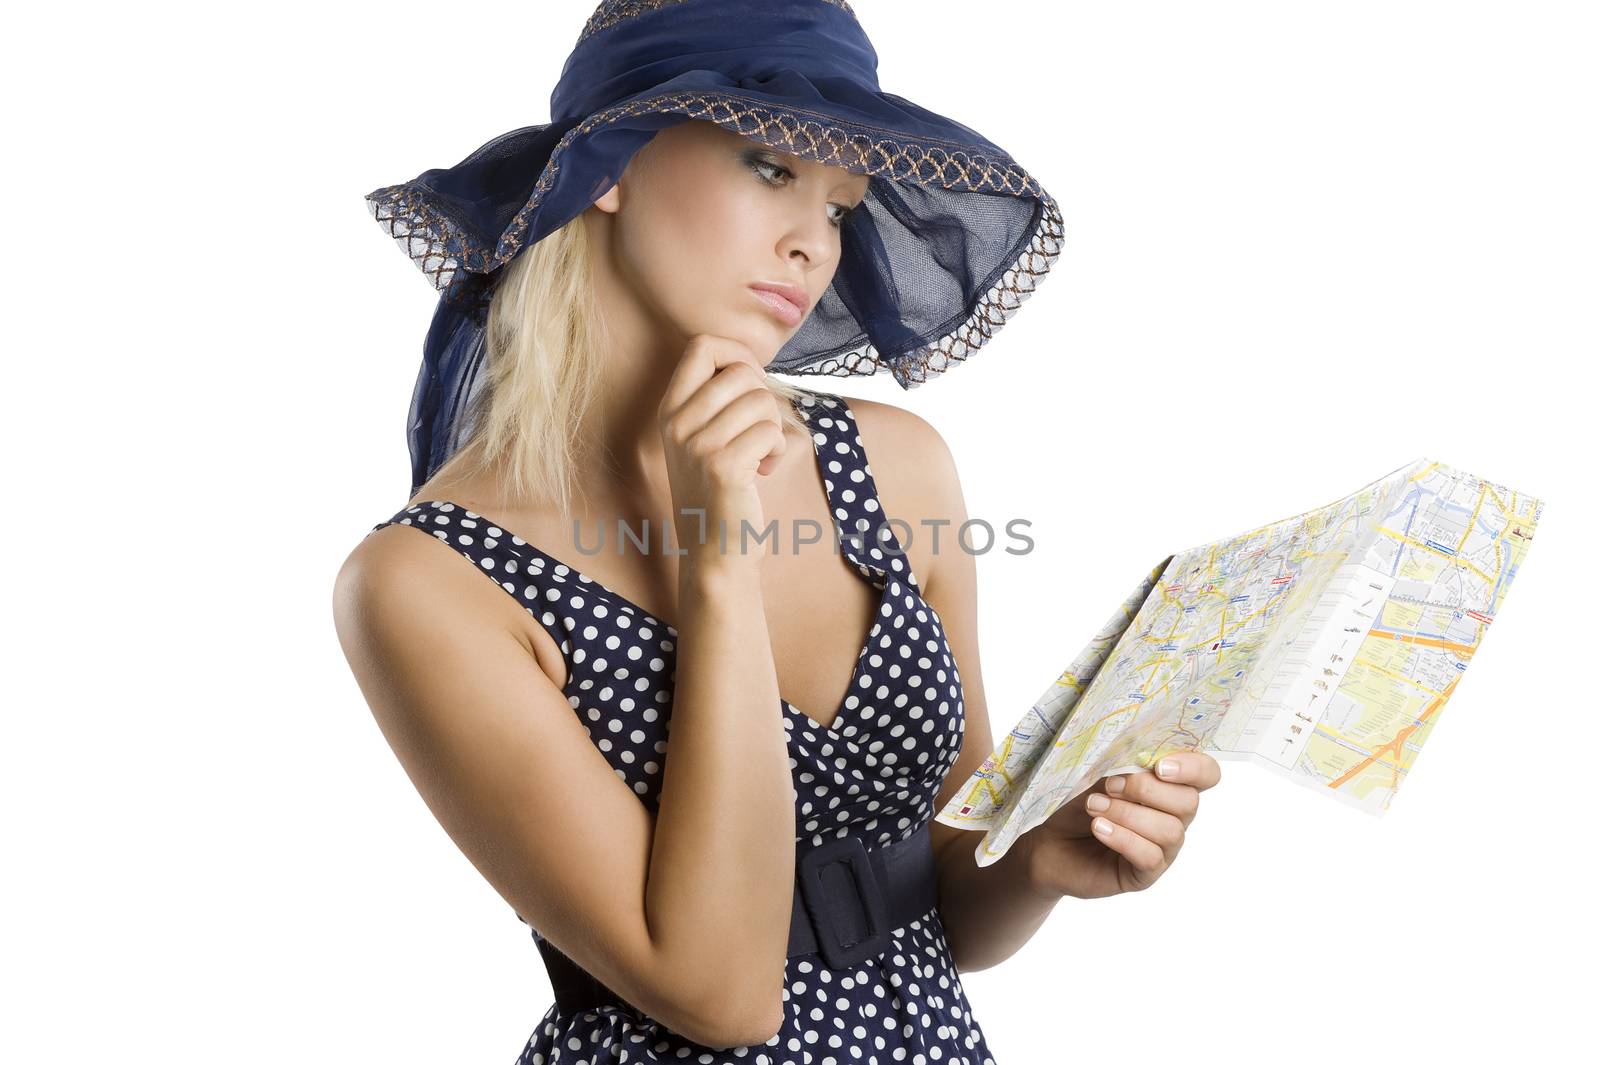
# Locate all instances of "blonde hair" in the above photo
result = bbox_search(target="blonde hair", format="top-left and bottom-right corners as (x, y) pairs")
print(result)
(422, 205), (816, 515)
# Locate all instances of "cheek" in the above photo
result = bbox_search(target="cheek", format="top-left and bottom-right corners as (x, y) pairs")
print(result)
(672, 178), (770, 271)
(628, 182), (772, 312)
(613, 208), (703, 315)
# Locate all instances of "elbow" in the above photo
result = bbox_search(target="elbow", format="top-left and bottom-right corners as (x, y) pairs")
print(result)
(641, 916), (787, 1047)
(693, 1007), (783, 1052)
(677, 977), (784, 1050)
(731, 997), (785, 1050)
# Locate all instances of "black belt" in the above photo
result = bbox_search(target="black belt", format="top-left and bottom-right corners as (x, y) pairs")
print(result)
(519, 822), (940, 1017)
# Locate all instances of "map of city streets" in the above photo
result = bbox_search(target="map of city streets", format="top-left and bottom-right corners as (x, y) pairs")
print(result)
(936, 458), (1544, 867)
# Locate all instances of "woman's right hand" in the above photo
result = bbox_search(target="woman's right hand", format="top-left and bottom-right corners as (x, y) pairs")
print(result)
(656, 335), (790, 571)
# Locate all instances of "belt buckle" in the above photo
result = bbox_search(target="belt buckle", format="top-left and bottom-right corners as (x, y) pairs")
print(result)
(796, 834), (889, 970)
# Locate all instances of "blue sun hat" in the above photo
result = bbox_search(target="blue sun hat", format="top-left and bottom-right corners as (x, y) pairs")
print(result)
(366, 0), (1065, 493)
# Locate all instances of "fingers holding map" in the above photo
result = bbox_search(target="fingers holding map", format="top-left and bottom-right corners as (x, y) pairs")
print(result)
(935, 458), (1545, 867)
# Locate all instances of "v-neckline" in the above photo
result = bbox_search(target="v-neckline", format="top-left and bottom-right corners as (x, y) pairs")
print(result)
(438, 498), (889, 729)
(431, 502), (892, 735)
(409, 396), (892, 735)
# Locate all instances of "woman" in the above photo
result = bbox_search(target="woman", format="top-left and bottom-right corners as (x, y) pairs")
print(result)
(334, 3), (1220, 1061)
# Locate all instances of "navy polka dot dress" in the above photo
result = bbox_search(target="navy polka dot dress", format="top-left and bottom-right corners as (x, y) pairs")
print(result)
(369, 386), (998, 1064)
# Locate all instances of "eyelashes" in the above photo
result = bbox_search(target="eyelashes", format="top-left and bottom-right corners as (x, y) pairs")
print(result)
(745, 153), (857, 228)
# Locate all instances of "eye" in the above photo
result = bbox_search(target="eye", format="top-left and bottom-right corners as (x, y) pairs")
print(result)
(746, 154), (857, 229)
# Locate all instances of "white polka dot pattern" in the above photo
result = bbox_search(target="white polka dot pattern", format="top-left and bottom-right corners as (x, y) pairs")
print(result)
(368, 386), (995, 1064)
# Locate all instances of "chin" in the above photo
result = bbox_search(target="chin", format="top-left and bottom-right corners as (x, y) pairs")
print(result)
(728, 320), (785, 361)
(677, 306), (787, 362)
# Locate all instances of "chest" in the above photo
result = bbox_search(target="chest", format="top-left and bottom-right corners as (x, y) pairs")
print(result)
(508, 515), (908, 733)
(509, 440), (936, 733)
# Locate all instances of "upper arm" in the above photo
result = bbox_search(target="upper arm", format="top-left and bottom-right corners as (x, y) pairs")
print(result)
(846, 402), (995, 875)
(329, 527), (724, 1041)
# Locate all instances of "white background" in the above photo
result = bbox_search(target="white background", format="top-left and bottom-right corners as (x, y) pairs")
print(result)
(6, 1), (1593, 1061)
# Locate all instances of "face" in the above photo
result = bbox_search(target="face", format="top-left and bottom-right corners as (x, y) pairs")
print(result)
(589, 120), (872, 363)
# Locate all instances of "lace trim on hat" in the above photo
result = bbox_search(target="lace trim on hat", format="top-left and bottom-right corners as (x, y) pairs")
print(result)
(496, 87), (1053, 257)
(578, 0), (857, 44)
(365, 86), (1063, 386)
(366, 191), (469, 293)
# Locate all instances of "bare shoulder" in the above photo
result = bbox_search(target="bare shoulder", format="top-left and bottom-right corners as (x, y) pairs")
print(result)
(838, 395), (960, 503)
(331, 520), (553, 682)
(334, 521), (464, 622)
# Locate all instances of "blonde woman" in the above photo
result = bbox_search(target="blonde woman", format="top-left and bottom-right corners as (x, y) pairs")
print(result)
(334, 3), (1219, 1062)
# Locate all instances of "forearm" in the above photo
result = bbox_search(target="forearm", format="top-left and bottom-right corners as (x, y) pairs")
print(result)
(936, 831), (1061, 973)
(644, 558), (795, 1032)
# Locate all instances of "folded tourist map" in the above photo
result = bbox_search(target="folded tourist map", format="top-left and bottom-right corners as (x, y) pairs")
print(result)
(935, 458), (1544, 867)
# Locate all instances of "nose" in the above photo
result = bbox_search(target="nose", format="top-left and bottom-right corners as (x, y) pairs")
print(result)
(776, 201), (838, 273)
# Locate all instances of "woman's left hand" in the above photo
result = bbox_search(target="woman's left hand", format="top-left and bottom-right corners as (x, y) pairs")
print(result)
(1024, 752), (1223, 901)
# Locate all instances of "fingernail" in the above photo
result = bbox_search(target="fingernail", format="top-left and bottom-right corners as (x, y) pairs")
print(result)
(1093, 817), (1114, 837)
(1158, 758), (1178, 779)
(1106, 775), (1126, 795)
(1086, 793), (1109, 813)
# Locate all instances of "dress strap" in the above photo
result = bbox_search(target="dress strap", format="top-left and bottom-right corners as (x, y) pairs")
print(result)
(367, 503), (595, 670)
(791, 388), (919, 593)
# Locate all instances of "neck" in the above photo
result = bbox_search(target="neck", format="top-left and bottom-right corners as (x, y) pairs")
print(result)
(579, 214), (694, 500)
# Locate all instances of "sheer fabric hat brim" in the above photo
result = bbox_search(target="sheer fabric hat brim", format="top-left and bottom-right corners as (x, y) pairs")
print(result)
(364, 0), (1065, 491)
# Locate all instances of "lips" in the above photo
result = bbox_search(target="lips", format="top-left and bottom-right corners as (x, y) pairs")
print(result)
(748, 281), (808, 326)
